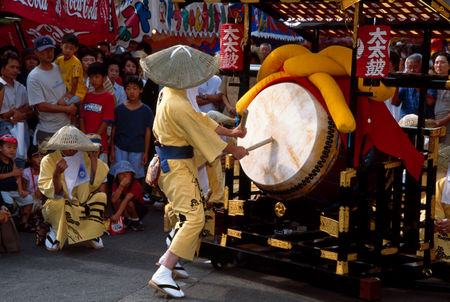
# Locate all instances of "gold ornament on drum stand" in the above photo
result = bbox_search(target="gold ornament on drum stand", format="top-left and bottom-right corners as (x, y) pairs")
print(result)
(274, 202), (286, 218)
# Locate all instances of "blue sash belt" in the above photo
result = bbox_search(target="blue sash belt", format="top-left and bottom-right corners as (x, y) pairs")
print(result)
(155, 145), (194, 173)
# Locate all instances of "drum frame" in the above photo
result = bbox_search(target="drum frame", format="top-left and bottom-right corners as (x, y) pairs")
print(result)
(198, 0), (450, 300)
(202, 127), (446, 299)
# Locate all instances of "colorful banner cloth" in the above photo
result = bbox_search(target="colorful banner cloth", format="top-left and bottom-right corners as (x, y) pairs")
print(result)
(0, 0), (116, 35)
(116, 0), (228, 48)
(229, 4), (303, 42)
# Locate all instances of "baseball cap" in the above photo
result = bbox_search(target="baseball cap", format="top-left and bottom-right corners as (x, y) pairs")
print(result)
(34, 36), (55, 52)
(0, 134), (18, 145)
(111, 161), (136, 177)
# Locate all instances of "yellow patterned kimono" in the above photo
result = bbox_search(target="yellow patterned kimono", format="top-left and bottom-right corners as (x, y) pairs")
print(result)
(154, 87), (227, 260)
(434, 178), (450, 262)
(39, 151), (109, 247)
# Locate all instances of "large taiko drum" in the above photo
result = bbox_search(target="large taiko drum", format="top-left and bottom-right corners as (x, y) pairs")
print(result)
(238, 82), (341, 200)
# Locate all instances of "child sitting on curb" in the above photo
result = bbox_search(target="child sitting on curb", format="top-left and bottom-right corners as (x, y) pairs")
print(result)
(0, 134), (34, 232)
(21, 145), (45, 220)
(110, 161), (147, 231)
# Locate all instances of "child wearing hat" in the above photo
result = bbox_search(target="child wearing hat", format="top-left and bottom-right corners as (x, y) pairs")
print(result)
(0, 134), (34, 231)
(110, 160), (147, 231)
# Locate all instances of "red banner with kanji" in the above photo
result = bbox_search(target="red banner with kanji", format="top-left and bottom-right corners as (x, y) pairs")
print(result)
(0, 0), (116, 38)
(356, 25), (390, 78)
(220, 23), (244, 71)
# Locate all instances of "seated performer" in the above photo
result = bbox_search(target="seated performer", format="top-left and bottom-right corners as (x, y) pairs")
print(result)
(141, 45), (248, 298)
(39, 125), (109, 251)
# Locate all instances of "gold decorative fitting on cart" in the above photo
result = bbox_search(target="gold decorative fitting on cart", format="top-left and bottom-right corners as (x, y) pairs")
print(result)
(340, 168), (356, 187)
(321, 250), (357, 261)
(320, 215), (339, 237)
(224, 186), (229, 210)
(336, 261), (349, 275)
(267, 238), (292, 250)
(370, 220), (376, 231)
(384, 160), (401, 170)
(228, 200), (244, 216)
(220, 234), (227, 247)
(381, 247), (398, 255)
(225, 154), (234, 170)
(419, 242), (430, 251)
(274, 202), (287, 217)
(338, 206), (350, 233)
(227, 228), (242, 239)
(427, 152), (438, 165)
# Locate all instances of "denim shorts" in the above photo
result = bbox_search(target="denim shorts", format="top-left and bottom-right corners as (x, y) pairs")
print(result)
(114, 146), (145, 178)
(1, 191), (34, 207)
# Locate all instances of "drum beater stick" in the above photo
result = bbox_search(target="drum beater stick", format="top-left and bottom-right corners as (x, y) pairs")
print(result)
(239, 109), (249, 130)
(246, 137), (274, 151)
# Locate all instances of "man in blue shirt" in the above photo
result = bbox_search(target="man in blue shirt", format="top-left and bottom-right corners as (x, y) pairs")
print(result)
(391, 53), (436, 119)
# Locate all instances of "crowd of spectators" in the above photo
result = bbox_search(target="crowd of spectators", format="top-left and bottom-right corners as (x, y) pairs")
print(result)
(0, 34), (268, 253)
(0, 34), (161, 252)
(0, 34), (447, 260)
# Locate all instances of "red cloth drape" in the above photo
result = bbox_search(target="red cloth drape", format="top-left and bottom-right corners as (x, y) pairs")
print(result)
(354, 97), (424, 180)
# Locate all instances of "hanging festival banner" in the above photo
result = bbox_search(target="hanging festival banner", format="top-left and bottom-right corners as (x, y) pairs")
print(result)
(356, 25), (390, 78)
(228, 4), (303, 42)
(116, 0), (227, 48)
(220, 23), (244, 71)
(0, 0), (117, 37)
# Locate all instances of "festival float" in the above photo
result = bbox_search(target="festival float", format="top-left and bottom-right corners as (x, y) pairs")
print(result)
(169, 0), (450, 300)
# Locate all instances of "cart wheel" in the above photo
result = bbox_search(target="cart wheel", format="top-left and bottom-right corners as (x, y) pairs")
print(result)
(211, 257), (227, 270)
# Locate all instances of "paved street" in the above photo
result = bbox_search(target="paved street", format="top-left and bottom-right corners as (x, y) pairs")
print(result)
(1, 205), (449, 302)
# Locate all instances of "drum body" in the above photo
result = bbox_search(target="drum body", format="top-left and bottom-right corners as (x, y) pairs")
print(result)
(238, 82), (341, 200)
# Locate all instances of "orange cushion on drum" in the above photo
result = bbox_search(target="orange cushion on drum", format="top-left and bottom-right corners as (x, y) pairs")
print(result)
(358, 78), (396, 102)
(284, 53), (348, 77)
(308, 72), (356, 133)
(319, 45), (353, 76)
(257, 44), (310, 82)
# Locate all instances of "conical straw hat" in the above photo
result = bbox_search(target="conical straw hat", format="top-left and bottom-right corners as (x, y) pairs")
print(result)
(42, 125), (99, 152)
(140, 45), (220, 89)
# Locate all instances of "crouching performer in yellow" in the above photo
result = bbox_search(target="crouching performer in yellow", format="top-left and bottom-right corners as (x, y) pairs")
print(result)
(141, 45), (248, 299)
(39, 125), (109, 251)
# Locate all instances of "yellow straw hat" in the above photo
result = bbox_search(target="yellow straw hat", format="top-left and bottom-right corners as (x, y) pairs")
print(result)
(42, 125), (99, 152)
(140, 45), (220, 89)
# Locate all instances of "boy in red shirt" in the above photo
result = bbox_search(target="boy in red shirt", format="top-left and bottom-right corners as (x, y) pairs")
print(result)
(79, 62), (114, 163)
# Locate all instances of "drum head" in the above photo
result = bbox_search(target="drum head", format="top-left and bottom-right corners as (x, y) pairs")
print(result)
(238, 82), (339, 199)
